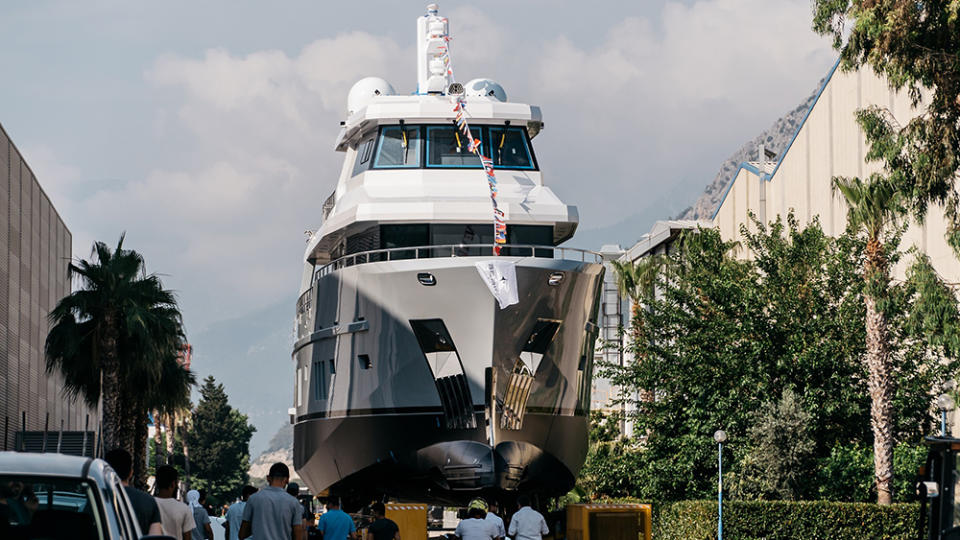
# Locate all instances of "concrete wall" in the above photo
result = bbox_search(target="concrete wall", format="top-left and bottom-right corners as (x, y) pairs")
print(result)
(712, 63), (959, 283)
(0, 121), (94, 449)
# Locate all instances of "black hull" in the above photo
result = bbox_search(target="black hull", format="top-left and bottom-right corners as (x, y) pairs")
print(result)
(294, 410), (588, 505)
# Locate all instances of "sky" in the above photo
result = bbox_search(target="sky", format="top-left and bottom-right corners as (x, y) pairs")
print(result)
(0, 0), (837, 451)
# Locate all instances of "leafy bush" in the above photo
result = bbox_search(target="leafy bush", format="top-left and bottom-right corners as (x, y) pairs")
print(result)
(654, 500), (919, 540)
(816, 443), (927, 502)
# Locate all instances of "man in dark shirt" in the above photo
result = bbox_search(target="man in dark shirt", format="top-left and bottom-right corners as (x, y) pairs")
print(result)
(105, 448), (163, 535)
(366, 502), (400, 540)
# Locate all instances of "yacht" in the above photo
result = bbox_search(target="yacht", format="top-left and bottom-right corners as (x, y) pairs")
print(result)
(292, 4), (604, 506)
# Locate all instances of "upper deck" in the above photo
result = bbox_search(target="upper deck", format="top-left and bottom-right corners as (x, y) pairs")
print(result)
(301, 4), (580, 270)
(335, 94), (543, 152)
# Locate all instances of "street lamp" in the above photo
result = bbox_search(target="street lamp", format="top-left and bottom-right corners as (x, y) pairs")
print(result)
(938, 394), (953, 437)
(714, 430), (727, 540)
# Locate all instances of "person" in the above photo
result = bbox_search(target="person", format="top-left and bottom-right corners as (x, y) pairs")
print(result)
(316, 498), (357, 540)
(239, 462), (304, 540)
(224, 486), (258, 540)
(188, 489), (214, 540)
(105, 448), (163, 535)
(484, 502), (505, 540)
(507, 496), (548, 540)
(286, 482), (310, 529)
(154, 465), (194, 540)
(454, 507), (496, 540)
(366, 502), (400, 540)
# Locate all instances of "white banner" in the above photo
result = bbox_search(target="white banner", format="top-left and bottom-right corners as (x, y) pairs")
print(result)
(475, 260), (519, 309)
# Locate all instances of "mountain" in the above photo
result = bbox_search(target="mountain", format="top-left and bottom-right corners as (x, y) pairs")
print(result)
(677, 79), (824, 220)
(188, 298), (296, 456)
(247, 423), (298, 485)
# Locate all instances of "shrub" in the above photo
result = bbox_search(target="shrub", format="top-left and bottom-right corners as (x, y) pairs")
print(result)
(654, 500), (919, 540)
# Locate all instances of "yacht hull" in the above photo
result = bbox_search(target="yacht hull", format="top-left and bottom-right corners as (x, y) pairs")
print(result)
(292, 255), (603, 504)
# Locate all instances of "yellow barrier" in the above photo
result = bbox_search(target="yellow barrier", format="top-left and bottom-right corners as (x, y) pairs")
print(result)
(565, 503), (652, 540)
(384, 503), (428, 540)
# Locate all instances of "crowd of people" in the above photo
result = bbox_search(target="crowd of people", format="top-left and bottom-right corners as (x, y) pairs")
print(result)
(104, 451), (549, 540)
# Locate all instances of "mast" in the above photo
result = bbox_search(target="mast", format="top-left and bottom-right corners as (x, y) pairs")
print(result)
(416, 4), (452, 94)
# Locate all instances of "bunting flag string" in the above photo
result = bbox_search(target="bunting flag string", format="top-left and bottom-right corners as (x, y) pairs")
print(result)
(435, 30), (506, 255)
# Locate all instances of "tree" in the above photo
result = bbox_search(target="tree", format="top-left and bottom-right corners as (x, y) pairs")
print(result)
(603, 217), (955, 501)
(186, 376), (256, 506)
(732, 389), (816, 500)
(812, 0), (960, 253)
(832, 177), (903, 504)
(45, 235), (188, 461)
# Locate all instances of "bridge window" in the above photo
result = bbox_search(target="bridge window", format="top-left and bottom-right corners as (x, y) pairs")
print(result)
(488, 127), (535, 169)
(426, 126), (483, 168)
(370, 125), (537, 170)
(374, 126), (422, 168)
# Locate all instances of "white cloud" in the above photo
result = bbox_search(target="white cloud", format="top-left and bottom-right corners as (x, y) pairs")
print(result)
(47, 31), (409, 331)
(528, 0), (835, 223)
(33, 0), (837, 331)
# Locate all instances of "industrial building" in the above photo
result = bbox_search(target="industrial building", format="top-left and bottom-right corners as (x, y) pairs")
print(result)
(711, 60), (958, 282)
(0, 121), (97, 452)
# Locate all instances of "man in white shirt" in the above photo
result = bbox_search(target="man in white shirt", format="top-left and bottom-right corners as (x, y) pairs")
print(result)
(153, 465), (193, 540)
(484, 501), (505, 540)
(454, 507), (497, 540)
(507, 496), (548, 540)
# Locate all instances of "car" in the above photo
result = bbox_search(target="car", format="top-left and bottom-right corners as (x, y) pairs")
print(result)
(0, 451), (173, 539)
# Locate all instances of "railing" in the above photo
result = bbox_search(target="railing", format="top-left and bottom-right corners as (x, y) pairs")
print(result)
(313, 243), (602, 283)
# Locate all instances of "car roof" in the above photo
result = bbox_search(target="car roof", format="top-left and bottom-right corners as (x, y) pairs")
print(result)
(0, 451), (112, 484)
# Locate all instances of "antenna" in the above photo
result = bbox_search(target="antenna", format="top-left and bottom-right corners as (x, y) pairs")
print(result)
(416, 4), (451, 94)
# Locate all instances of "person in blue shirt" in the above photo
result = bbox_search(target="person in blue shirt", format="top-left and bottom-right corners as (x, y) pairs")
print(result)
(317, 499), (357, 540)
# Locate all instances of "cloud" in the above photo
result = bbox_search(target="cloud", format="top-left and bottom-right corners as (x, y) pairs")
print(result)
(529, 0), (835, 225)
(35, 0), (836, 333)
(46, 31), (407, 331)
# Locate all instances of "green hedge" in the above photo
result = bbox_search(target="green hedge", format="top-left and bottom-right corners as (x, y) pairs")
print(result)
(653, 500), (920, 540)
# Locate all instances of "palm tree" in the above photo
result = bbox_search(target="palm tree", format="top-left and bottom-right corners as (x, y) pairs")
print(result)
(833, 176), (903, 505)
(45, 235), (186, 458)
(137, 352), (194, 485)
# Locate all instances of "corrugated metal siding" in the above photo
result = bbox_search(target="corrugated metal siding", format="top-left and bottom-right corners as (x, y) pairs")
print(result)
(0, 122), (95, 449)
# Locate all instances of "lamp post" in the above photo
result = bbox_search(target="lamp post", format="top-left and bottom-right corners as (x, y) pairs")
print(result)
(714, 430), (727, 540)
(938, 394), (953, 437)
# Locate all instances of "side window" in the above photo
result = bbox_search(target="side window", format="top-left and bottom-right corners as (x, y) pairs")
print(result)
(313, 361), (327, 401)
(374, 126), (422, 168)
(351, 136), (375, 176)
(488, 127), (534, 169)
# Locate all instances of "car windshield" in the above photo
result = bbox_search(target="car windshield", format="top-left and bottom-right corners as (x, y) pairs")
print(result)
(0, 476), (103, 540)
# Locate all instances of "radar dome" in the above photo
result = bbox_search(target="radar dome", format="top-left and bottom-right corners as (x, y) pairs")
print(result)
(347, 77), (396, 115)
(464, 79), (507, 102)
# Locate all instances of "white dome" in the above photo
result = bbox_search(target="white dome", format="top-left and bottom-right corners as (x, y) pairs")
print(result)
(347, 77), (396, 115)
(464, 78), (507, 102)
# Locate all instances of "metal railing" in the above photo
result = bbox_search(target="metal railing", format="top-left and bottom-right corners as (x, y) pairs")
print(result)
(313, 243), (601, 283)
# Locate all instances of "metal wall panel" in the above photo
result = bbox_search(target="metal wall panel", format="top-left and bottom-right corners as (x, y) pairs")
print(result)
(0, 123), (94, 448)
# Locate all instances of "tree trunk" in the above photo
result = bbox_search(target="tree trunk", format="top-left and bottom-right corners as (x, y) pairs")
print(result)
(118, 391), (138, 458)
(164, 413), (175, 464)
(133, 408), (148, 488)
(864, 237), (894, 505)
(153, 409), (163, 466)
(182, 418), (191, 491)
(100, 311), (122, 453)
